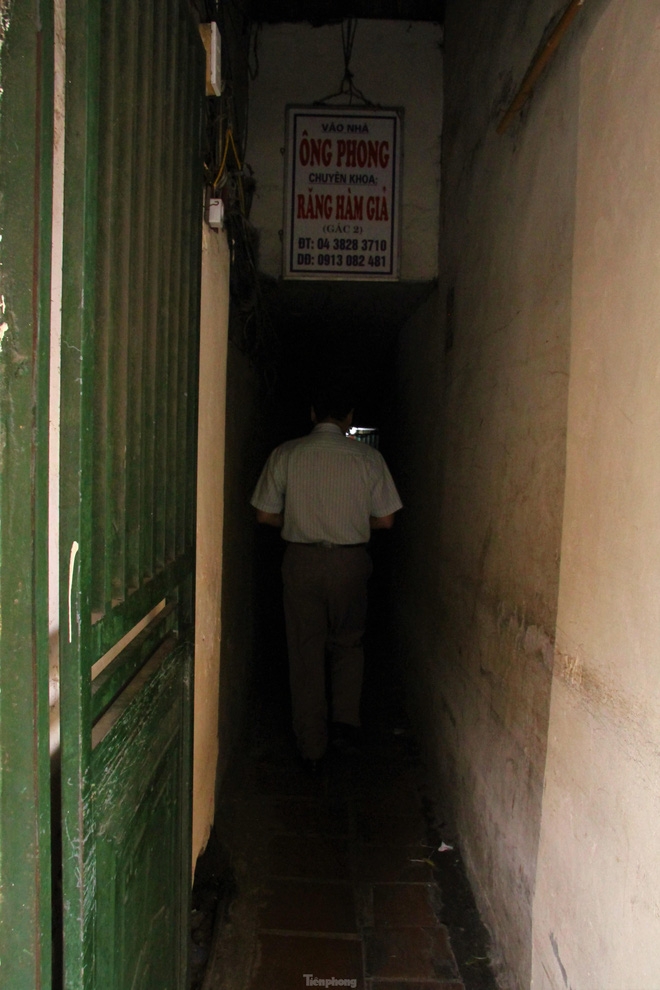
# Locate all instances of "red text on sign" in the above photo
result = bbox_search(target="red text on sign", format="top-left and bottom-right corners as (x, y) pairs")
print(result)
(298, 138), (333, 167)
(335, 140), (390, 169)
(296, 193), (333, 220)
(335, 195), (363, 220)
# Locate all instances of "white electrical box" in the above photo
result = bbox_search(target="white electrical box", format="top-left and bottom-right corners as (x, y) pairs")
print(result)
(207, 197), (224, 230)
(199, 22), (222, 97)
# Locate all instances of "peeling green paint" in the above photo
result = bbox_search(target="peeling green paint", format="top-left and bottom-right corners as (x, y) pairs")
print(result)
(0, 0), (54, 987)
(58, 0), (204, 985)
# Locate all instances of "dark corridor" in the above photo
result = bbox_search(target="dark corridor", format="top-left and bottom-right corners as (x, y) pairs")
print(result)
(195, 3), (491, 979)
(193, 425), (497, 990)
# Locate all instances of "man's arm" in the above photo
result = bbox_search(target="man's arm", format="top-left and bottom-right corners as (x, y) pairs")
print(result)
(255, 509), (284, 528)
(370, 513), (395, 530)
(368, 451), (402, 531)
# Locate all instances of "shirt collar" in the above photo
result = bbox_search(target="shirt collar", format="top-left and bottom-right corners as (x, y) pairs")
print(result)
(312, 422), (346, 435)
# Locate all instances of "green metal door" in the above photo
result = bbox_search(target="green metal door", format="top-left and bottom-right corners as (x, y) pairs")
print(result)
(58, 0), (205, 987)
(0, 2), (54, 987)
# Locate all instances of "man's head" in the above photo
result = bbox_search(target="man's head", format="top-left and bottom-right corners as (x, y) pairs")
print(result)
(311, 384), (355, 430)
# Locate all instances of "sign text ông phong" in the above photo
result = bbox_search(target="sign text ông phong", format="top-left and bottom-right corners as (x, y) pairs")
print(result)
(283, 106), (402, 280)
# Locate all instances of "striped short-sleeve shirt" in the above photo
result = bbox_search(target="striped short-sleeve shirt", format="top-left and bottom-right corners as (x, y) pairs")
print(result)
(251, 423), (403, 544)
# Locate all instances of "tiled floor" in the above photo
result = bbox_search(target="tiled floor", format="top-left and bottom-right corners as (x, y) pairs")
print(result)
(203, 662), (496, 990)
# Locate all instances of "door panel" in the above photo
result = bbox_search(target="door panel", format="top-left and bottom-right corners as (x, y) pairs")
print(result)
(92, 642), (192, 990)
(58, 0), (205, 985)
(0, 2), (54, 988)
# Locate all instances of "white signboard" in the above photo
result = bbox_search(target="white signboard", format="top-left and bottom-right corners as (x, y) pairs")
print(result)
(283, 106), (402, 280)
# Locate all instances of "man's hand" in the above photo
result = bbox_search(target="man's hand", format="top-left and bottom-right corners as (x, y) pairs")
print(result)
(255, 509), (284, 528)
(370, 513), (395, 530)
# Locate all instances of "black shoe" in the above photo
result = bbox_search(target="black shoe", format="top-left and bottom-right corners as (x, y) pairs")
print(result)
(301, 755), (326, 776)
(331, 722), (362, 755)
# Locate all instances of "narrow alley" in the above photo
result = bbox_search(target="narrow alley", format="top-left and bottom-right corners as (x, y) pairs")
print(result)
(198, 579), (495, 990)
(4, 2), (660, 990)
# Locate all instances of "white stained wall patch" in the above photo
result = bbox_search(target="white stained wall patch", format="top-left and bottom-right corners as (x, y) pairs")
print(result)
(0, 3), (11, 101)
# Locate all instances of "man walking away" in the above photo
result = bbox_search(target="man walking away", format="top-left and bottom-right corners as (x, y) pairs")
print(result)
(250, 384), (402, 772)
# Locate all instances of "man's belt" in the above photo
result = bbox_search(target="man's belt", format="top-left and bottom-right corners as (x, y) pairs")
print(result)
(289, 541), (367, 549)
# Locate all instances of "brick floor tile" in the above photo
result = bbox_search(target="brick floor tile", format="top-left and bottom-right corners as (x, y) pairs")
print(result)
(354, 883), (374, 929)
(266, 834), (350, 880)
(258, 878), (357, 934)
(250, 933), (364, 990)
(370, 983), (464, 990)
(268, 797), (350, 836)
(371, 883), (438, 928)
(353, 844), (435, 883)
(352, 786), (422, 818)
(365, 926), (459, 981)
(354, 808), (429, 845)
(255, 765), (328, 798)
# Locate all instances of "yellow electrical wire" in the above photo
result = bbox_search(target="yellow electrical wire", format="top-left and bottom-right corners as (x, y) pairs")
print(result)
(213, 128), (246, 215)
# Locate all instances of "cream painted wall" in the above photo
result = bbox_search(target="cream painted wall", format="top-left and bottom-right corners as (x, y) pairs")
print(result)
(532, 4), (660, 987)
(393, 1), (576, 985)
(396, 0), (660, 986)
(246, 20), (442, 281)
(192, 224), (230, 864)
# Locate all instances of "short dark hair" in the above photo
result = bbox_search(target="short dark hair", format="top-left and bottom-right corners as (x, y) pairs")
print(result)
(311, 383), (355, 422)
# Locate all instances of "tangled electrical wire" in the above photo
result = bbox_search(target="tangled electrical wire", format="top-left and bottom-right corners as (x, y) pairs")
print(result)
(196, 1), (278, 378)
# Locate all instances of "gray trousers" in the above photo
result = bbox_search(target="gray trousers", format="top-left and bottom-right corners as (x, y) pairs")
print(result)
(282, 543), (373, 760)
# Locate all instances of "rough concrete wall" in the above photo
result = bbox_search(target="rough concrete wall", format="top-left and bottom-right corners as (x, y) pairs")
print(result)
(192, 225), (230, 863)
(394, 1), (579, 984)
(532, 4), (660, 988)
(245, 20), (442, 280)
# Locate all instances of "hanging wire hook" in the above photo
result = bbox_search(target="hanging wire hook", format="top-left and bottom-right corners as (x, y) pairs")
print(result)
(314, 18), (377, 107)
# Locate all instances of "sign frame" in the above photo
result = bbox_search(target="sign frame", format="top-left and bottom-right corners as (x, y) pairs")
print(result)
(283, 104), (403, 281)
